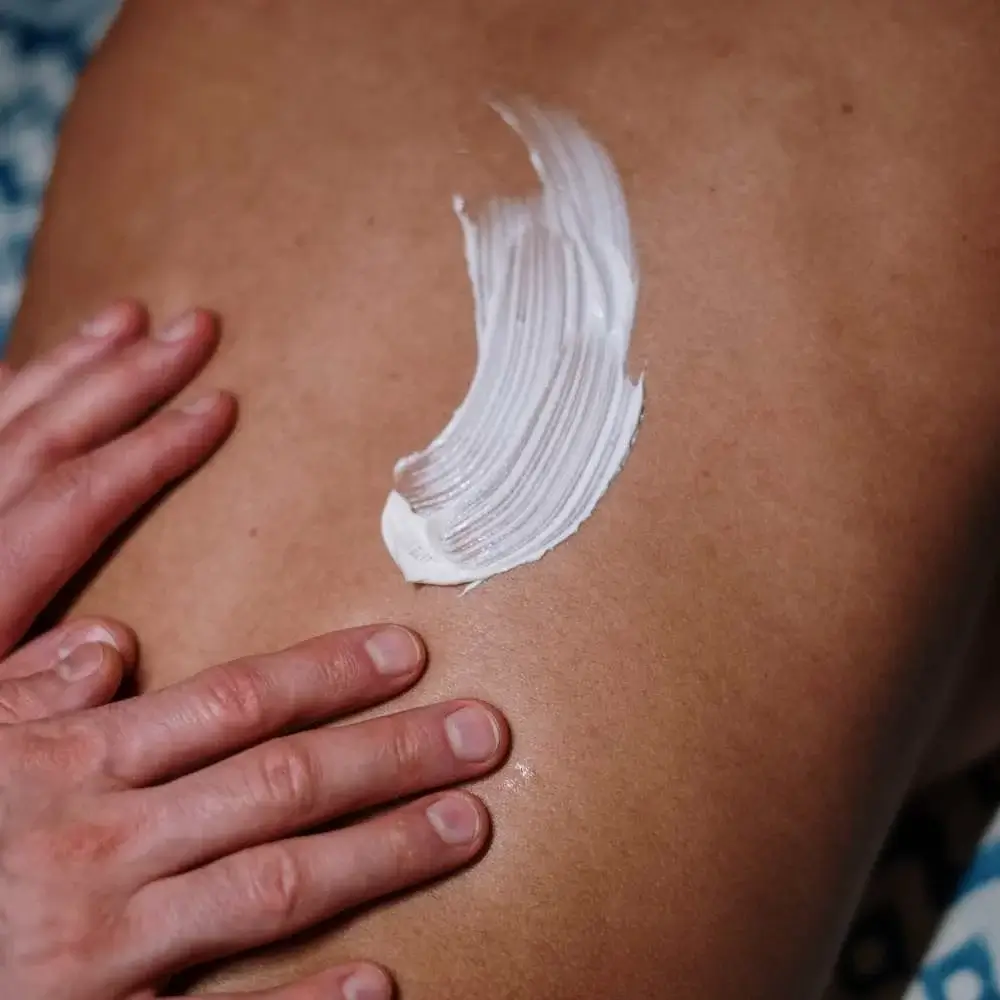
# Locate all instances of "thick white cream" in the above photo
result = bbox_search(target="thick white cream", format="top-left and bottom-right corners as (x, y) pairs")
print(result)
(381, 100), (644, 586)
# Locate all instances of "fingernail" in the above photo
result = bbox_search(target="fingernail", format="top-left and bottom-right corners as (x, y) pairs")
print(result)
(342, 965), (391, 1000)
(81, 303), (130, 338)
(445, 705), (501, 762)
(56, 643), (106, 681)
(365, 626), (424, 676)
(426, 794), (482, 845)
(154, 311), (198, 342)
(175, 391), (221, 415)
(57, 625), (119, 661)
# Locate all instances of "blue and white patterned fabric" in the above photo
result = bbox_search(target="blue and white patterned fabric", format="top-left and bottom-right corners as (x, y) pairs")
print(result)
(0, 0), (119, 347)
(907, 810), (1000, 1000)
(1, 3), (999, 998)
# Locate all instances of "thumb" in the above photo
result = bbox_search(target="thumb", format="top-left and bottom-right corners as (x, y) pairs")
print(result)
(0, 641), (126, 724)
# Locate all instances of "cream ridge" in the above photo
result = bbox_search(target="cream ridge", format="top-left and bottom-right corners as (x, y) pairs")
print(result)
(381, 100), (644, 587)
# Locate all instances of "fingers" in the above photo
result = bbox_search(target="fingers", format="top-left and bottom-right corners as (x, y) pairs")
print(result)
(102, 625), (428, 787)
(133, 699), (507, 875)
(0, 617), (136, 680)
(0, 618), (134, 723)
(130, 791), (490, 977)
(170, 965), (393, 1000)
(0, 390), (236, 653)
(0, 301), (145, 430)
(0, 308), (220, 511)
(0, 642), (127, 724)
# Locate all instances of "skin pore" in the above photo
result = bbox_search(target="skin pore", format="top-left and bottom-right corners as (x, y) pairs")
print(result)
(9, 1), (1000, 997)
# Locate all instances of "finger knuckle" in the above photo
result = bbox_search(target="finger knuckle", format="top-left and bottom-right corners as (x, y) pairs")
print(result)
(6, 797), (133, 873)
(38, 457), (99, 509)
(383, 720), (432, 782)
(0, 683), (43, 725)
(22, 419), (76, 469)
(35, 816), (132, 869)
(253, 741), (318, 815)
(15, 720), (111, 783)
(1, 406), (70, 470)
(133, 423), (185, 477)
(45, 438), (156, 515)
(313, 643), (367, 691)
(379, 814), (427, 877)
(244, 846), (305, 925)
(200, 665), (271, 734)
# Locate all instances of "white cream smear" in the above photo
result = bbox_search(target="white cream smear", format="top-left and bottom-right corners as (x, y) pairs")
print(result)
(381, 100), (644, 586)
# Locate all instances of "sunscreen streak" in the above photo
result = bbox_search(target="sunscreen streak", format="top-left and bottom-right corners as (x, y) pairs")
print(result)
(382, 101), (644, 587)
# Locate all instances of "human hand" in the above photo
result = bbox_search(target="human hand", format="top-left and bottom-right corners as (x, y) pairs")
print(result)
(0, 303), (509, 1000)
(1, 622), (507, 1000)
(0, 300), (235, 718)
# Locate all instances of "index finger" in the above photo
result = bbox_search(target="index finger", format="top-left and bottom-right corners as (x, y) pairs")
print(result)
(0, 301), (144, 429)
(98, 625), (427, 788)
(0, 392), (235, 653)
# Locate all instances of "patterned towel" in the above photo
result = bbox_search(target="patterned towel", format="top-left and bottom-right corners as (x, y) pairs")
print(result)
(913, 805), (1000, 999)
(0, 4), (998, 997)
(0, 0), (119, 344)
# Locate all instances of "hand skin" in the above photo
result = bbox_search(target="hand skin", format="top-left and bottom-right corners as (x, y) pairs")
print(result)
(0, 303), (510, 1000)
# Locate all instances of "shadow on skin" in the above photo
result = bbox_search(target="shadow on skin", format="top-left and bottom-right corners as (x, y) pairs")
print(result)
(831, 756), (1000, 999)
